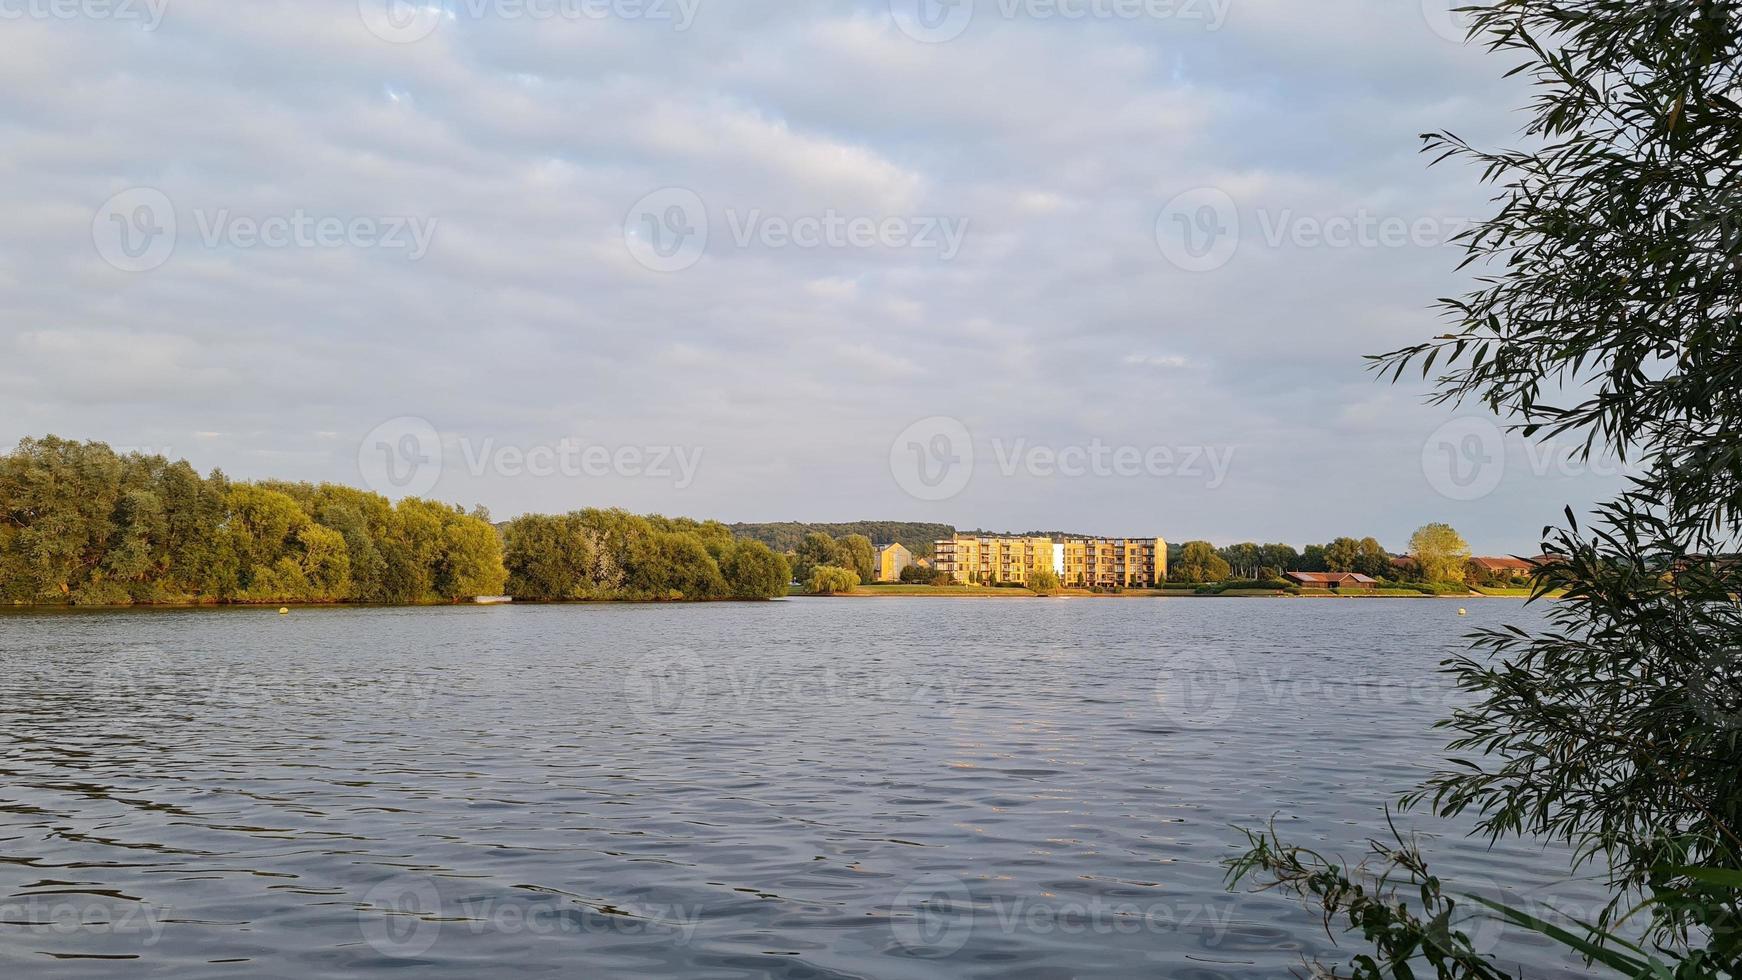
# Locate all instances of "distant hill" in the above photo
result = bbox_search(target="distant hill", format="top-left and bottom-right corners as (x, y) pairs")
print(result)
(730, 522), (955, 558)
(969, 529), (1097, 540)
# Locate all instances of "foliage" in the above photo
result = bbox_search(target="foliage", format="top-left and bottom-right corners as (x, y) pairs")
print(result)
(899, 563), (944, 585)
(1297, 544), (1331, 573)
(836, 534), (877, 585)
(1409, 524), (1471, 584)
(731, 521), (953, 559)
(503, 509), (786, 601)
(1220, 542), (1314, 579)
(0, 437), (503, 604)
(1327, 536), (1396, 579)
(1234, 1), (1742, 975)
(792, 532), (843, 584)
(1214, 578), (1298, 593)
(1169, 541), (1232, 583)
(803, 565), (859, 595)
(1026, 566), (1063, 594)
(715, 538), (792, 600)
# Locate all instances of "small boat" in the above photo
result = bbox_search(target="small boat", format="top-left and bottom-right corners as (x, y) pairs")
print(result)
(472, 596), (514, 605)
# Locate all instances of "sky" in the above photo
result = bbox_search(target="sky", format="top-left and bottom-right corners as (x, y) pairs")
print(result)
(0, 0), (1631, 554)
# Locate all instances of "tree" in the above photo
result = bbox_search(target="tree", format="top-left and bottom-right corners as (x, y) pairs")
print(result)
(0, 439), (507, 606)
(1323, 537), (1363, 573)
(1235, 3), (1742, 974)
(438, 511), (507, 599)
(1292, 544), (1329, 573)
(899, 563), (943, 585)
(627, 530), (726, 600)
(1219, 542), (1263, 579)
(1026, 566), (1062, 594)
(717, 539), (790, 599)
(793, 532), (840, 583)
(1408, 523), (1470, 584)
(1169, 541), (1231, 583)
(1259, 543), (1299, 574)
(804, 565), (858, 595)
(836, 533), (877, 585)
(1354, 537), (1393, 580)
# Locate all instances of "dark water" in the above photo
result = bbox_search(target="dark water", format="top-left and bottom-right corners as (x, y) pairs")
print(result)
(0, 599), (1609, 978)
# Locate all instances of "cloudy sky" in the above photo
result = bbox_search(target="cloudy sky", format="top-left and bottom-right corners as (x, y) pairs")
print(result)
(0, 0), (1626, 553)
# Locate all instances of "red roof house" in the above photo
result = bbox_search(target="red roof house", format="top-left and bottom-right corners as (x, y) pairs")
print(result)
(1285, 572), (1379, 590)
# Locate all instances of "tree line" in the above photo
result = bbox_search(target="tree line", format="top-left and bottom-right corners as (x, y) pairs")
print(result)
(0, 436), (506, 605)
(501, 510), (788, 601)
(1167, 524), (1475, 585)
(730, 521), (950, 560)
(0, 437), (789, 605)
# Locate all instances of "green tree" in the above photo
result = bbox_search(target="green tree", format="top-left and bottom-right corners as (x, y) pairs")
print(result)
(793, 532), (841, 583)
(1169, 541), (1232, 583)
(1408, 523), (1470, 584)
(1259, 543), (1299, 574)
(1026, 566), (1062, 595)
(1235, 2), (1742, 974)
(438, 511), (507, 599)
(502, 514), (591, 600)
(627, 530), (727, 600)
(717, 539), (790, 599)
(804, 565), (858, 595)
(1293, 544), (1329, 573)
(836, 533), (877, 585)
(1353, 537), (1392, 580)
(900, 563), (943, 585)
(1219, 542), (1263, 579)
(1323, 537), (1363, 573)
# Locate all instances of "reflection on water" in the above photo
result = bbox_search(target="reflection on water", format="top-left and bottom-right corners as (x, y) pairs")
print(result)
(0, 599), (1606, 977)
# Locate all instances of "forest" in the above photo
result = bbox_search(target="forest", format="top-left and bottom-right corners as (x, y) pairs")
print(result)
(0, 437), (787, 605)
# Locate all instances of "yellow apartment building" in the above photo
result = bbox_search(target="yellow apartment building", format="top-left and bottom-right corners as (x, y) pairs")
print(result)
(873, 543), (914, 583)
(935, 534), (1168, 588)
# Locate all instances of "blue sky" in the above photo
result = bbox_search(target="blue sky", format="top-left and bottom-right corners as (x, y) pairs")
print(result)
(0, 0), (1626, 553)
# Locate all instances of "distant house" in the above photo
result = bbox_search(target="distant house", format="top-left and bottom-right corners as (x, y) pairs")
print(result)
(1469, 556), (1538, 578)
(1286, 571), (1379, 591)
(874, 543), (914, 583)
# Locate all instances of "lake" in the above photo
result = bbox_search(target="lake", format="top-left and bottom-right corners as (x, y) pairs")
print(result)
(0, 599), (1608, 978)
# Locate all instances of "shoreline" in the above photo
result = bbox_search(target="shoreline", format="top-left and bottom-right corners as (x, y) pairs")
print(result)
(823, 590), (1515, 600)
(2, 590), (1543, 612)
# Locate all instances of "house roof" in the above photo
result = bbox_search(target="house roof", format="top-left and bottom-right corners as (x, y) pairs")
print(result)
(1286, 572), (1378, 585)
(1471, 556), (1537, 573)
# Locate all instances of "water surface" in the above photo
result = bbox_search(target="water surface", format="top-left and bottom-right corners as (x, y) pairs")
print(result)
(0, 599), (1607, 977)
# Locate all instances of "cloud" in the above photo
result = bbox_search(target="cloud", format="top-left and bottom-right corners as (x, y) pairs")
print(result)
(0, 0), (1588, 552)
